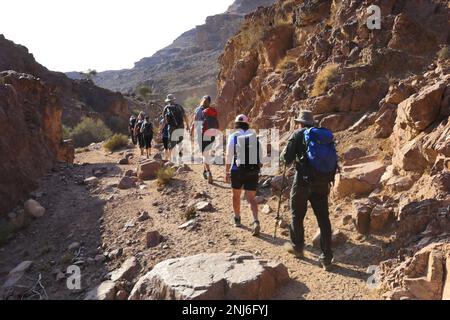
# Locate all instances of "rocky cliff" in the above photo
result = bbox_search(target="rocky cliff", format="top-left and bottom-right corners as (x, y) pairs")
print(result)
(0, 35), (134, 127)
(86, 0), (276, 103)
(216, 0), (449, 299)
(0, 71), (74, 215)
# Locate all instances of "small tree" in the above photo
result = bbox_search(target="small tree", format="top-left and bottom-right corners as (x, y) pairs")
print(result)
(136, 86), (153, 102)
(80, 69), (98, 81)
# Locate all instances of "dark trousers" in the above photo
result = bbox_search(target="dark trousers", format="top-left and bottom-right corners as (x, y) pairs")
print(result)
(290, 173), (333, 260)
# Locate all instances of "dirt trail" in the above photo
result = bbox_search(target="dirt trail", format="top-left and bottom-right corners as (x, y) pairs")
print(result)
(0, 144), (388, 300)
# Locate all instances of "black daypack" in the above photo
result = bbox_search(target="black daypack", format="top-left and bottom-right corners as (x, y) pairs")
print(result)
(164, 104), (184, 129)
(234, 133), (261, 171)
(141, 122), (153, 137)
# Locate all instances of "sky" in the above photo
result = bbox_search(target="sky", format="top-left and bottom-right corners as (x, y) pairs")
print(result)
(0, 0), (235, 72)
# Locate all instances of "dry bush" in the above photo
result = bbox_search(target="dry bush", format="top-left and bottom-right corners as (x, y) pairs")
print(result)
(103, 134), (129, 152)
(311, 63), (339, 97)
(156, 167), (176, 187)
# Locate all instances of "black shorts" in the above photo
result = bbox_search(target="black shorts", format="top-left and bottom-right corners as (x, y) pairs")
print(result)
(143, 134), (153, 149)
(137, 134), (145, 149)
(163, 137), (170, 150)
(231, 168), (259, 191)
(201, 136), (215, 153)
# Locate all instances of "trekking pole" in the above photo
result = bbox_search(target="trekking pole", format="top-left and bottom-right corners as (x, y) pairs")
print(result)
(274, 162), (287, 239)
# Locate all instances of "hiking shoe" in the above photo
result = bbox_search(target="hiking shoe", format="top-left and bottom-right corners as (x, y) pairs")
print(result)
(319, 255), (333, 271)
(207, 171), (213, 184)
(284, 243), (304, 259)
(252, 221), (261, 237)
(233, 216), (242, 227)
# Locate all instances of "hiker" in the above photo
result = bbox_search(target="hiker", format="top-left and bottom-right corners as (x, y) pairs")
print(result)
(225, 115), (263, 236)
(129, 115), (137, 145)
(159, 117), (171, 161)
(162, 94), (189, 161)
(140, 115), (154, 159)
(134, 111), (145, 156)
(190, 95), (219, 184)
(282, 110), (338, 271)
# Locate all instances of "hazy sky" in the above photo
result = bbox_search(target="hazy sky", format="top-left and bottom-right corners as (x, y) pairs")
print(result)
(1, 0), (235, 72)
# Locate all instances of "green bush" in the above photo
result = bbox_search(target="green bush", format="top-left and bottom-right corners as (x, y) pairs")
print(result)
(69, 118), (112, 148)
(105, 116), (127, 134)
(104, 134), (129, 152)
(437, 46), (449, 60)
(184, 96), (201, 113)
(156, 167), (176, 187)
(62, 125), (72, 140)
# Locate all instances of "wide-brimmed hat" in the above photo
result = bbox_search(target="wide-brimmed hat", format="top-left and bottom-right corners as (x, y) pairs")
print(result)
(294, 110), (315, 126)
(235, 114), (250, 124)
(165, 94), (176, 103)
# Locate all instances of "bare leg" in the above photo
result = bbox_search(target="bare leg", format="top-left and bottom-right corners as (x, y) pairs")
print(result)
(245, 190), (258, 222)
(232, 189), (242, 218)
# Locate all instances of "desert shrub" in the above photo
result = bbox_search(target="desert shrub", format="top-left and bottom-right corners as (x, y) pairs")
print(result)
(62, 125), (72, 140)
(276, 56), (297, 71)
(156, 167), (176, 187)
(0, 223), (13, 245)
(311, 63), (339, 97)
(184, 96), (201, 113)
(104, 134), (129, 152)
(182, 206), (197, 221)
(437, 46), (449, 60)
(351, 79), (366, 89)
(240, 25), (264, 50)
(69, 118), (112, 148)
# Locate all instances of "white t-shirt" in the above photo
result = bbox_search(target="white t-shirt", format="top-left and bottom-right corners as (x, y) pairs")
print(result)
(226, 129), (262, 171)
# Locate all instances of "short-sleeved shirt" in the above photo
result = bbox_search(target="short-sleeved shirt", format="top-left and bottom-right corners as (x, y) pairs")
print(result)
(226, 129), (262, 171)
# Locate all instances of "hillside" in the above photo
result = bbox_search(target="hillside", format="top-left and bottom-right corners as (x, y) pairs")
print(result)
(0, 35), (135, 128)
(216, 0), (449, 299)
(75, 0), (276, 103)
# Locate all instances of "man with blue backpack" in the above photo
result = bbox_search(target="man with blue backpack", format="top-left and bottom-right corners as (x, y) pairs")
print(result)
(282, 110), (338, 271)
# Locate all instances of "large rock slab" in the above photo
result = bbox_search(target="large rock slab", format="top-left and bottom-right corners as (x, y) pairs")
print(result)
(334, 161), (386, 198)
(84, 281), (116, 300)
(128, 253), (289, 300)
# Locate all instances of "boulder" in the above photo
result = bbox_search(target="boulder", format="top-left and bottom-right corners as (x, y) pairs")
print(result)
(334, 161), (386, 198)
(109, 257), (141, 282)
(342, 147), (366, 162)
(393, 138), (428, 172)
(195, 201), (214, 212)
(146, 231), (162, 248)
(128, 253), (290, 300)
(370, 205), (392, 232)
(84, 281), (116, 300)
(118, 158), (129, 165)
(352, 200), (372, 234)
(118, 176), (137, 190)
(24, 199), (46, 218)
(137, 160), (162, 180)
(397, 199), (440, 239)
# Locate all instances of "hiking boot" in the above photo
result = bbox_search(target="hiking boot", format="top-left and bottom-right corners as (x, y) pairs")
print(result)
(233, 216), (242, 227)
(284, 243), (304, 259)
(207, 171), (213, 184)
(318, 255), (333, 271)
(252, 221), (261, 237)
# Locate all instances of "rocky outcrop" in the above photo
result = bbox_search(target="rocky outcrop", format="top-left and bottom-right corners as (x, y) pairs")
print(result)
(0, 71), (74, 215)
(129, 253), (289, 300)
(0, 35), (135, 128)
(88, 0), (277, 102)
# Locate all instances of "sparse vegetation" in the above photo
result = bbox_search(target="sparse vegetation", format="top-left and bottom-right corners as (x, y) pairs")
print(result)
(156, 167), (176, 187)
(64, 118), (113, 148)
(351, 79), (366, 89)
(437, 46), (449, 60)
(311, 63), (339, 97)
(276, 56), (297, 71)
(240, 25), (264, 50)
(62, 125), (72, 140)
(0, 223), (13, 245)
(182, 206), (197, 221)
(105, 116), (127, 134)
(136, 86), (153, 102)
(103, 134), (129, 152)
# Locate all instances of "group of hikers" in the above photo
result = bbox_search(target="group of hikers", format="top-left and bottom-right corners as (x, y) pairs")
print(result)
(128, 94), (337, 271)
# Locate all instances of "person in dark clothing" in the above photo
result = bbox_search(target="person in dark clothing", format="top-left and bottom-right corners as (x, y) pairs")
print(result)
(140, 115), (154, 159)
(134, 112), (145, 156)
(129, 115), (137, 145)
(282, 110), (334, 271)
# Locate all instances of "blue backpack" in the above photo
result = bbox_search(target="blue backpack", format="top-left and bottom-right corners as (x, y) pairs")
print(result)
(303, 127), (338, 183)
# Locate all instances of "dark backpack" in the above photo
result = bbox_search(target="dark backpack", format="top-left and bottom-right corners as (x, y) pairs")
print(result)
(164, 104), (184, 129)
(234, 133), (261, 171)
(129, 118), (136, 129)
(202, 107), (219, 135)
(301, 127), (338, 184)
(141, 122), (153, 137)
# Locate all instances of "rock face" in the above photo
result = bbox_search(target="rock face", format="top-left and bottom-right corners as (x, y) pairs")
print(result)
(380, 243), (450, 300)
(129, 253), (289, 300)
(0, 34), (135, 128)
(87, 0), (277, 102)
(0, 71), (74, 215)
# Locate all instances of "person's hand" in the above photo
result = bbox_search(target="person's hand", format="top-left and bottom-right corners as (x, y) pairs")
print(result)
(225, 172), (231, 184)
